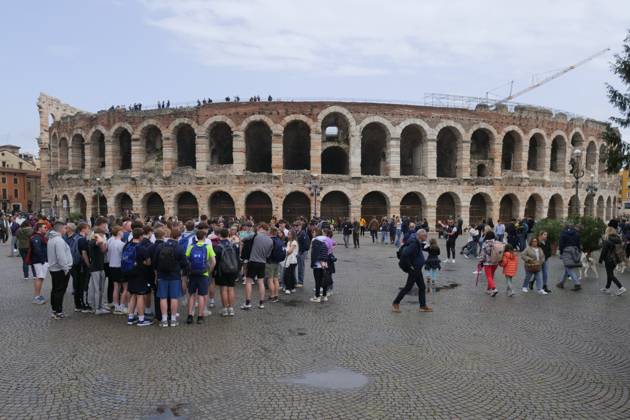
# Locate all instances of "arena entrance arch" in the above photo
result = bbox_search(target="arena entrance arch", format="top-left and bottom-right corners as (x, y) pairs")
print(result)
(209, 191), (236, 218)
(361, 191), (389, 221)
(71, 134), (85, 171)
(361, 123), (388, 176)
(320, 191), (350, 220)
(176, 124), (196, 169)
(501, 131), (522, 172)
(400, 192), (426, 221)
(400, 125), (426, 176)
(91, 194), (108, 218)
(143, 193), (165, 218)
(524, 194), (543, 220)
(91, 130), (106, 174)
(568, 195), (579, 217)
(321, 146), (349, 175)
(436, 192), (460, 223)
(283, 192), (311, 221)
(550, 136), (566, 174)
(583, 194), (595, 217)
(176, 192), (199, 221)
(469, 193), (491, 225)
(547, 194), (563, 220)
(73, 193), (87, 219)
(209, 122), (233, 165)
(436, 127), (459, 178)
(596, 196), (605, 220)
(527, 133), (545, 172)
(245, 191), (273, 223)
(283, 121), (310, 170)
(499, 194), (519, 221)
(115, 193), (133, 217)
(245, 121), (272, 173)
(114, 128), (132, 170)
(142, 125), (163, 171)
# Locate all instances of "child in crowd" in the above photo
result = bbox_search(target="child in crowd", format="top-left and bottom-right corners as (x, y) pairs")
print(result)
(500, 244), (518, 297)
(425, 238), (441, 292)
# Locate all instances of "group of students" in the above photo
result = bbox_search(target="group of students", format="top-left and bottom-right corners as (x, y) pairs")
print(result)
(12, 213), (340, 326)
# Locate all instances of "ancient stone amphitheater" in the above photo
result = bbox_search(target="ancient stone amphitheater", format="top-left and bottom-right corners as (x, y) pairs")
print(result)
(37, 94), (618, 225)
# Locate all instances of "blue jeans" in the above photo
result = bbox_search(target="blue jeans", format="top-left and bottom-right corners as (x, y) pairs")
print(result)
(380, 231), (389, 243)
(523, 270), (543, 290)
(19, 248), (35, 278)
(561, 267), (580, 285)
(541, 260), (549, 286)
(428, 268), (438, 283)
(394, 229), (402, 247)
(297, 251), (307, 284)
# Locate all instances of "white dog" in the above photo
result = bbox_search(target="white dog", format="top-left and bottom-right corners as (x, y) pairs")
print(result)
(579, 252), (599, 279)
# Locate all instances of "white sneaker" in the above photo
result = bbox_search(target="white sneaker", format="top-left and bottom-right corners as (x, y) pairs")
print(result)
(451, 259), (455, 263)
(322, 296), (328, 302)
(228, 307), (235, 316)
(310, 297), (321, 303)
(208, 299), (215, 308)
(221, 308), (229, 317)
(536, 289), (548, 295)
(521, 287), (528, 293)
(600, 288), (611, 294)
(473, 271), (480, 275)
(204, 309), (212, 316)
(442, 259), (449, 263)
(95, 308), (110, 315)
(616, 287), (627, 296)
(285, 290), (291, 295)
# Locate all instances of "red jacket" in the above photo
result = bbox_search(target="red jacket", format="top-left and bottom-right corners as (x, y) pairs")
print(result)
(500, 251), (518, 277)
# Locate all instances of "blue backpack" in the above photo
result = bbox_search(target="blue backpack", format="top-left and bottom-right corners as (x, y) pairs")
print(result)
(67, 234), (81, 266)
(179, 233), (194, 252)
(121, 242), (138, 274)
(188, 243), (208, 275)
(268, 237), (286, 263)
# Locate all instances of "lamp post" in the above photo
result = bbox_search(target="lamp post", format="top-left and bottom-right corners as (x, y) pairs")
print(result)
(93, 177), (103, 217)
(585, 173), (598, 216)
(569, 149), (584, 217)
(308, 179), (321, 219)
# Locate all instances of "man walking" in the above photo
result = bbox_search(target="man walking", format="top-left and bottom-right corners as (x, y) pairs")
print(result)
(557, 223), (582, 291)
(392, 229), (432, 313)
(341, 219), (353, 248)
(47, 222), (73, 319)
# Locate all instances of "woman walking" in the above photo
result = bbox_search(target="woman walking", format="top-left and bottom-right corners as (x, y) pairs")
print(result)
(479, 231), (500, 297)
(521, 237), (547, 295)
(599, 227), (627, 296)
(282, 230), (299, 294)
(424, 238), (441, 291)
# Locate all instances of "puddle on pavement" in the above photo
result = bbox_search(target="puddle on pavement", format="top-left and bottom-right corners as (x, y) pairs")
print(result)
(282, 368), (369, 390)
(147, 403), (190, 419)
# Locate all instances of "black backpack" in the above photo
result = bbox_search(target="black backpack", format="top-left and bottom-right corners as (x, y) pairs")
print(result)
(240, 233), (257, 261)
(157, 241), (177, 273)
(268, 237), (286, 263)
(219, 242), (240, 276)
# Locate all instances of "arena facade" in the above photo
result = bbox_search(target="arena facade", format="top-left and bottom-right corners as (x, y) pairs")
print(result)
(37, 93), (619, 226)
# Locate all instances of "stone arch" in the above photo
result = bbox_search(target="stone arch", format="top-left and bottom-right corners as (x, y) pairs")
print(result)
(361, 191), (390, 221)
(209, 191), (236, 218)
(570, 129), (585, 148)
(245, 120), (272, 173)
(524, 193), (543, 219)
(90, 129), (106, 174)
(606, 196), (612, 220)
(61, 194), (70, 218)
(112, 126), (132, 170)
(321, 146), (349, 175)
(58, 137), (69, 171)
(499, 194), (519, 221)
(360, 122), (390, 176)
(142, 192), (165, 218)
(400, 124), (427, 176)
(436, 192), (461, 223)
(436, 125), (463, 178)
(283, 120), (311, 170)
(547, 194), (563, 220)
(527, 131), (546, 172)
(599, 144), (608, 175)
(501, 129), (524, 173)
(139, 123), (163, 171)
(550, 134), (567, 174)
(283, 191), (311, 221)
(568, 195), (579, 217)
(208, 122), (234, 165)
(174, 123), (197, 168)
(320, 191), (350, 220)
(73, 193), (87, 219)
(245, 190), (273, 223)
(470, 127), (494, 177)
(175, 191), (199, 221)
(114, 192), (134, 216)
(469, 193), (492, 225)
(71, 134), (85, 171)
(584, 194), (595, 217)
(585, 141), (597, 172)
(400, 192), (426, 221)
(596, 195), (605, 220)
(317, 106), (357, 143)
(91, 193), (108, 217)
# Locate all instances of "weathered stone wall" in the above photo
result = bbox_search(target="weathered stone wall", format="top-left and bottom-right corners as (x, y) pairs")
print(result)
(43, 100), (619, 225)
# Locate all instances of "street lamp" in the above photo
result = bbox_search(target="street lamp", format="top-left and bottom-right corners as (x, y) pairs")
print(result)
(569, 149), (584, 216)
(585, 173), (598, 216)
(308, 179), (321, 219)
(93, 177), (103, 217)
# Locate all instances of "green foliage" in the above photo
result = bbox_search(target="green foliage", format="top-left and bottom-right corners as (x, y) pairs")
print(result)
(604, 29), (630, 171)
(575, 216), (606, 253)
(68, 212), (84, 222)
(533, 218), (564, 245)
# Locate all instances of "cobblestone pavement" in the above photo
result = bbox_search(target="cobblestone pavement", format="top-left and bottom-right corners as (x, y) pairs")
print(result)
(1, 236), (630, 419)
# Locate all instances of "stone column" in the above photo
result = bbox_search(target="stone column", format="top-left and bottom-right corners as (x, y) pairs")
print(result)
(521, 141), (530, 178)
(461, 140), (471, 179)
(271, 131), (283, 175)
(104, 135), (114, 178)
(350, 129), (361, 177)
(310, 131), (322, 175)
(350, 202), (361, 220)
(389, 136), (400, 178)
(232, 130), (245, 173)
(390, 203), (401, 218)
(492, 142), (502, 178)
(162, 135), (174, 177)
(131, 136), (143, 178)
(543, 143), (551, 181)
(425, 203), (436, 236)
(196, 134), (209, 177)
(83, 141), (92, 180)
(426, 138), (437, 179)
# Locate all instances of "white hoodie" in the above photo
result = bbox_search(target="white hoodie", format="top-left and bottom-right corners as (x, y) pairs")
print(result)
(47, 231), (73, 273)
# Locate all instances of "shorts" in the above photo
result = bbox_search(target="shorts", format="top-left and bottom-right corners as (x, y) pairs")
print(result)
(157, 278), (183, 300)
(265, 263), (280, 279)
(126, 274), (150, 295)
(108, 267), (124, 283)
(33, 263), (49, 279)
(246, 261), (266, 280)
(188, 275), (209, 296)
(215, 273), (237, 287)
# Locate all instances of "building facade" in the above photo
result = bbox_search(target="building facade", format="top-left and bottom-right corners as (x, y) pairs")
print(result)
(618, 169), (630, 214)
(38, 94), (619, 226)
(0, 145), (41, 213)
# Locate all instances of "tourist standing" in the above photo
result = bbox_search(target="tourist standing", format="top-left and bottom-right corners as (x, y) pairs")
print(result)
(16, 221), (34, 280)
(186, 229), (216, 324)
(47, 222), (73, 319)
(241, 223), (273, 310)
(310, 228), (330, 303)
(521, 237), (547, 295)
(88, 228), (109, 314)
(124, 228), (152, 327)
(282, 230), (299, 294)
(424, 238), (441, 290)
(439, 219), (458, 263)
(479, 231), (501, 297)
(368, 218), (379, 243)
(29, 223), (49, 304)
(215, 228), (240, 316)
(392, 229), (432, 312)
(599, 227), (627, 296)
(107, 226), (128, 314)
(296, 222), (310, 288)
(341, 219), (352, 248)
(266, 227), (285, 302)
(537, 231), (553, 294)
(154, 226), (187, 327)
(500, 244), (518, 297)
(352, 219), (360, 248)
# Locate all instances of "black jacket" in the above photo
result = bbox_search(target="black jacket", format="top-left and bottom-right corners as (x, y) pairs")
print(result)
(539, 239), (552, 260)
(559, 228), (581, 254)
(599, 234), (622, 264)
(310, 238), (328, 268)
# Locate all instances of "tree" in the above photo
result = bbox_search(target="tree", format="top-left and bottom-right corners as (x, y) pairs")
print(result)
(604, 29), (630, 172)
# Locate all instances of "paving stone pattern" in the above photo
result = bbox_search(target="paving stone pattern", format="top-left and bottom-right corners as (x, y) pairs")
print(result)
(1, 238), (629, 419)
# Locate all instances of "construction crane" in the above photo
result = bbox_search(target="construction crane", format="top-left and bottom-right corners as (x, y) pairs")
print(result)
(495, 48), (610, 104)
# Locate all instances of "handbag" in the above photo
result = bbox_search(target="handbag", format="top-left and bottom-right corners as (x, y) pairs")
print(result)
(322, 269), (333, 287)
(525, 261), (542, 273)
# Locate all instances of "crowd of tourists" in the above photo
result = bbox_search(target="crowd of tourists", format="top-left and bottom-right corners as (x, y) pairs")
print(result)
(3, 213), (338, 326)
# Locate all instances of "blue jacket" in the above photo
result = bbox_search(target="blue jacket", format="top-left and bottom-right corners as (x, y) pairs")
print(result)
(310, 238), (328, 268)
(298, 230), (310, 252)
(559, 228), (581, 253)
(401, 237), (426, 271)
(30, 233), (48, 264)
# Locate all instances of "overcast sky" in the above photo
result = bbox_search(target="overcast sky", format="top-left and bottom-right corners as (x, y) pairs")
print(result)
(1, 0), (629, 153)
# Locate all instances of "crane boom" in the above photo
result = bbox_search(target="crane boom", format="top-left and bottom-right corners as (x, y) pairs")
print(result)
(496, 48), (610, 104)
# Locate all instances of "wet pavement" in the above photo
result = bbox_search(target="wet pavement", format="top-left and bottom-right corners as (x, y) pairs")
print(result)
(1, 236), (630, 419)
